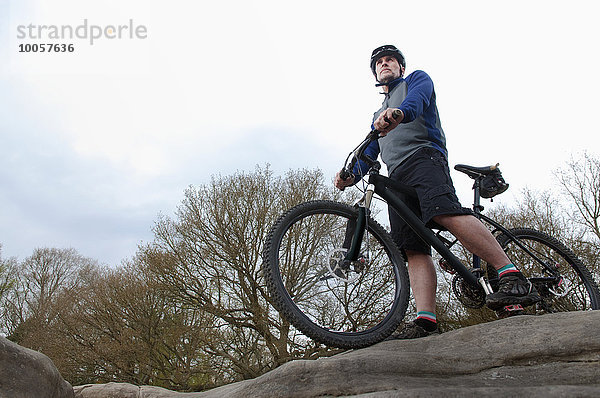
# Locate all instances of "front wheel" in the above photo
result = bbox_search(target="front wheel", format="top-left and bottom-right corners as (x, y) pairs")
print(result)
(262, 200), (409, 349)
(494, 228), (600, 312)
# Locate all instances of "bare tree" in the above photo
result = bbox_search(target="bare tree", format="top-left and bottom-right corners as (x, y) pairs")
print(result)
(2, 245), (228, 390)
(1, 167), (353, 388)
(138, 165), (348, 380)
(0, 246), (17, 331)
(555, 151), (600, 243)
(2, 247), (97, 344)
(51, 264), (222, 390)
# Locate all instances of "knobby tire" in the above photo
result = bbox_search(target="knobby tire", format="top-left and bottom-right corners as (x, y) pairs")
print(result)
(262, 200), (409, 349)
(495, 228), (600, 312)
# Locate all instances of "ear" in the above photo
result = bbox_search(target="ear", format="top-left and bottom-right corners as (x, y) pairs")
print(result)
(400, 65), (405, 78)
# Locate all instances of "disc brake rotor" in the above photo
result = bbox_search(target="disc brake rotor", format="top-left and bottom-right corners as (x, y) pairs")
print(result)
(324, 248), (367, 283)
(548, 276), (572, 298)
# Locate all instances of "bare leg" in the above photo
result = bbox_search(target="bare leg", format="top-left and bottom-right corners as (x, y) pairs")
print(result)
(433, 214), (510, 271)
(405, 250), (437, 314)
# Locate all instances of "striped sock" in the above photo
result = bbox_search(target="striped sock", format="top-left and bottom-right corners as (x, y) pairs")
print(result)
(497, 263), (520, 278)
(415, 311), (437, 331)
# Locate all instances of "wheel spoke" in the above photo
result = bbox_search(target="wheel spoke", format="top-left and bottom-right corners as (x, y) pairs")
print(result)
(499, 228), (600, 313)
(263, 201), (409, 348)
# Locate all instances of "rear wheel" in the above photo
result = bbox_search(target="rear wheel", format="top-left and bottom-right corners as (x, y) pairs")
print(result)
(494, 228), (600, 313)
(262, 200), (410, 349)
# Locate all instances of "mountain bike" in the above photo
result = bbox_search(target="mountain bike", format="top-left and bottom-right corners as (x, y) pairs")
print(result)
(262, 125), (600, 349)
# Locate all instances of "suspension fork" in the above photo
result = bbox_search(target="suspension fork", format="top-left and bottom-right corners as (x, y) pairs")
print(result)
(343, 183), (376, 262)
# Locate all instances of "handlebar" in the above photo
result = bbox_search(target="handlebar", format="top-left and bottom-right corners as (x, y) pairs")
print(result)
(338, 132), (378, 181)
(339, 109), (403, 182)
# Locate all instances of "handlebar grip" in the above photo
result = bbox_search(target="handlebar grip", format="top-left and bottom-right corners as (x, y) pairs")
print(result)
(338, 169), (353, 191)
(339, 169), (351, 180)
(392, 109), (403, 119)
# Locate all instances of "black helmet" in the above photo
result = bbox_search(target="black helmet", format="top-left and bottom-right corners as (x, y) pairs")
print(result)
(370, 45), (405, 77)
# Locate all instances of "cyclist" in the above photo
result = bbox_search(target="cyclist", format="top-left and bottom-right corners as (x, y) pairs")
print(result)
(335, 45), (540, 339)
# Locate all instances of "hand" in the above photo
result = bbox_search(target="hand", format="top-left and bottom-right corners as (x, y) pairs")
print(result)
(373, 108), (404, 137)
(335, 171), (355, 191)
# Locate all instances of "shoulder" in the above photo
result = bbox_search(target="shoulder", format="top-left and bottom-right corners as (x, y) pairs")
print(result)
(405, 70), (432, 83)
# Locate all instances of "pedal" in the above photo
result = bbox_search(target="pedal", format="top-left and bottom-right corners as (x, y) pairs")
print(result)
(495, 304), (524, 319)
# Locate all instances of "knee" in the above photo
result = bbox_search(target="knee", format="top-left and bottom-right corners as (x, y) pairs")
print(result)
(432, 214), (473, 230)
(405, 250), (434, 266)
(405, 249), (427, 259)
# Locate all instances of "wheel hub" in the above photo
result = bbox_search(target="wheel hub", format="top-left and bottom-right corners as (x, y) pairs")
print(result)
(325, 248), (368, 283)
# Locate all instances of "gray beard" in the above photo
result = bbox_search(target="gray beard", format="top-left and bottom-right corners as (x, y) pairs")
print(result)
(378, 74), (397, 84)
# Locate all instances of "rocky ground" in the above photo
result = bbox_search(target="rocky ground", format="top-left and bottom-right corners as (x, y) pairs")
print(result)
(2, 311), (599, 397)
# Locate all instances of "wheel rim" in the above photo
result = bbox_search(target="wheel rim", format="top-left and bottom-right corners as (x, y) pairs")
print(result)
(275, 209), (401, 335)
(501, 234), (596, 312)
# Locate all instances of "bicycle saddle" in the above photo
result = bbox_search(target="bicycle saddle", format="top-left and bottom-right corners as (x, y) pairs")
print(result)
(454, 163), (500, 179)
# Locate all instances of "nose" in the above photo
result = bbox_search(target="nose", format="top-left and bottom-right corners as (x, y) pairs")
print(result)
(379, 60), (392, 71)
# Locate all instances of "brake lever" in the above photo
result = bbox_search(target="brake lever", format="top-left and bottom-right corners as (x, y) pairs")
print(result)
(338, 109), (401, 190)
(338, 169), (355, 191)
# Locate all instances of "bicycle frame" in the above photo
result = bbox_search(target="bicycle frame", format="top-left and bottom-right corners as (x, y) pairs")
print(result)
(474, 208), (563, 285)
(342, 131), (562, 295)
(367, 173), (481, 288)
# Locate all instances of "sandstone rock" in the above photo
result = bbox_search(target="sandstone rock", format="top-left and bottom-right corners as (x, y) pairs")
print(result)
(69, 311), (600, 397)
(199, 310), (600, 397)
(73, 382), (206, 398)
(0, 336), (74, 398)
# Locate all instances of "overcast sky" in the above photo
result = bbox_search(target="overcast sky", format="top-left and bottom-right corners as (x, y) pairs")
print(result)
(1, 0), (599, 266)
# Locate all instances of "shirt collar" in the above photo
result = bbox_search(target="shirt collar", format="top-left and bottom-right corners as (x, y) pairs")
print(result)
(375, 76), (404, 91)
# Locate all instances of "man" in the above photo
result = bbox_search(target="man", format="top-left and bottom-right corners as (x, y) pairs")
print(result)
(335, 45), (540, 339)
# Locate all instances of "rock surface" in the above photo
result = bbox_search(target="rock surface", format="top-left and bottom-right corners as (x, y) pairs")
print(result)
(3, 311), (599, 397)
(74, 311), (600, 397)
(73, 383), (201, 398)
(197, 310), (600, 397)
(0, 336), (74, 398)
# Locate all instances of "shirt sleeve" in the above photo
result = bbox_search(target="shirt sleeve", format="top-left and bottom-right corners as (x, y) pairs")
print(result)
(397, 70), (434, 123)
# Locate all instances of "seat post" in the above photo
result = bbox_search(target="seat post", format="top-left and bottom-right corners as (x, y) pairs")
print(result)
(471, 177), (485, 276)
(472, 177), (484, 214)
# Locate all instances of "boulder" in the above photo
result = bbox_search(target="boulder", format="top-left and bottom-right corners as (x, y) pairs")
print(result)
(17, 310), (600, 397)
(0, 336), (74, 398)
(198, 310), (600, 397)
(73, 383), (203, 398)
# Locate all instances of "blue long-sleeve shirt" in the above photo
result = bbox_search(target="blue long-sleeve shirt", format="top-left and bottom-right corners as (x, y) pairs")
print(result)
(354, 70), (447, 179)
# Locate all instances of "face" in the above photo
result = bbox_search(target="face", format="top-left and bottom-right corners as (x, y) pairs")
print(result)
(375, 56), (403, 83)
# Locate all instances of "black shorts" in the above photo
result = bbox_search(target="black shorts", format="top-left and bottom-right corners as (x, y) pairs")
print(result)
(387, 147), (472, 257)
